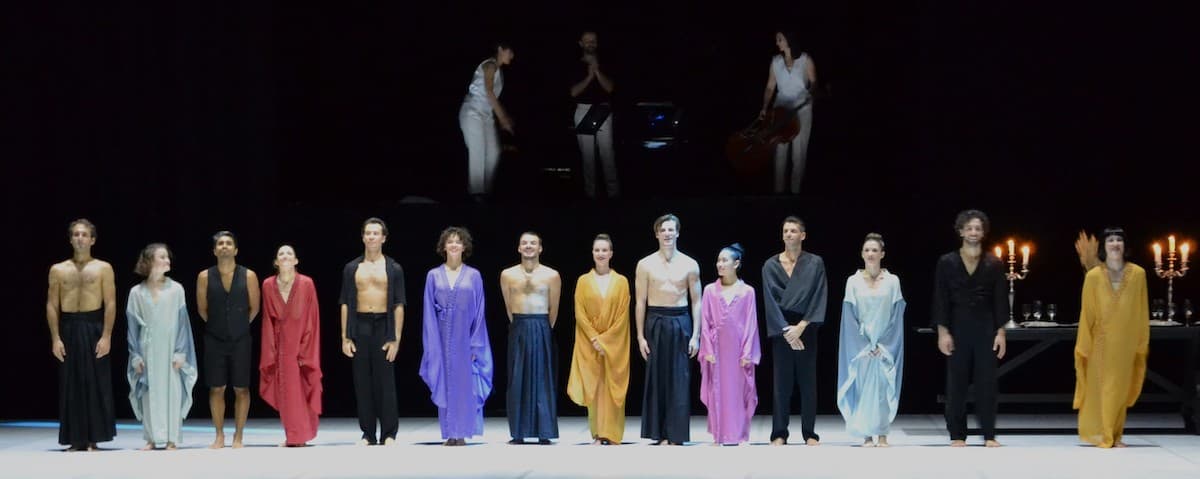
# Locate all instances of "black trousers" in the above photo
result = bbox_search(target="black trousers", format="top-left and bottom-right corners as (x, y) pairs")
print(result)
(770, 327), (820, 443)
(640, 306), (692, 444)
(944, 323), (998, 440)
(351, 313), (398, 443)
(507, 314), (559, 440)
(58, 311), (116, 447)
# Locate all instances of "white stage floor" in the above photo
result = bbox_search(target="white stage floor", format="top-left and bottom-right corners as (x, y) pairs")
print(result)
(3, 415), (1198, 478)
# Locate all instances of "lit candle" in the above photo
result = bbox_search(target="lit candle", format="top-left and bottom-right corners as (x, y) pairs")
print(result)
(1021, 245), (1030, 268)
(1183, 243), (1190, 265)
(1154, 243), (1162, 266)
(995, 246), (1003, 260)
(1169, 235), (1176, 254)
(1007, 239), (1015, 258)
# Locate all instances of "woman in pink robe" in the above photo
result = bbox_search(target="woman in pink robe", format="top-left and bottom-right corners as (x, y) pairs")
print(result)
(259, 245), (322, 446)
(699, 243), (762, 445)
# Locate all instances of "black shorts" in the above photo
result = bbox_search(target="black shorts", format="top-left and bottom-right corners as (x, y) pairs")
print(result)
(204, 333), (252, 388)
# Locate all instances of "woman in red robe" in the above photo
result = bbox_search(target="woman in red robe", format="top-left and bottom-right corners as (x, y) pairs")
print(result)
(259, 245), (322, 446)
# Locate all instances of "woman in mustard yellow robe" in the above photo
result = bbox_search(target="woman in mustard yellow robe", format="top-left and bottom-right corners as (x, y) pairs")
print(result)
(567, 234), (631, 445)
(1074, 227), (1149, 448)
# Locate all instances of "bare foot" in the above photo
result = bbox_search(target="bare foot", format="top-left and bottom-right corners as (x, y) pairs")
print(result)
(165, 442), (177, 451)
(383, 437), (396, 446)
(139, 443), (155, 451)
(88, 443), (97, 451)
(862, 438), (876, 448)
(770, 438), (786, 446)
(950, 440), (967, 447)
(209, 435), (225, 449)
(806, 438), (820, 446)
(985, 439), (1002, 448)
(278, 442), (288, 448)
(712, 442), (722, 447)
(357, 438), (371, 446)
(877, 437), (890, 448)
(592, 439), (603, 446)
(1114, 441), (1127, 448)
(232, 438), (244, 449)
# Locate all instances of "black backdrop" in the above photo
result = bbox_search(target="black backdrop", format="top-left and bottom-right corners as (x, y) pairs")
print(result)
(4, 2), (1197, 422)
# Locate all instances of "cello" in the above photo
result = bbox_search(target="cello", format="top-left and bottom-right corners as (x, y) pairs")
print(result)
(725, 95), (812, 185)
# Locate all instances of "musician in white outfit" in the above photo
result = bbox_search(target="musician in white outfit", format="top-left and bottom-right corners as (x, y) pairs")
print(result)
(460, 43), (515, 199)
(758, 32), (817, 195)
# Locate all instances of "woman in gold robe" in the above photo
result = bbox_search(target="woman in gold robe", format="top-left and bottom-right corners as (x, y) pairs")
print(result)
(1075, 227), (1149, 448)
(567, 234), (631, 445)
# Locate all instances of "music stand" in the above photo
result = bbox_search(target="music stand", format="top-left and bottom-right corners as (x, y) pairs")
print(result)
(574, 103), (611, 135)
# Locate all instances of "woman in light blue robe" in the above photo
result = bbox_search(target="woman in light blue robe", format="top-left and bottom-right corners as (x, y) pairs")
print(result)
(836, 233), (904, 447)
(126, 244), (197, 450)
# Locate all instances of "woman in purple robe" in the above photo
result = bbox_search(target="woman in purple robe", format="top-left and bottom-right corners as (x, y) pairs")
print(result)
(699, 243), (762, 445)
(419, 227), (494, 446)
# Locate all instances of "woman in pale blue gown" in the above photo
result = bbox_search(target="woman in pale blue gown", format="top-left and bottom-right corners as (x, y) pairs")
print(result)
(836, 233), (904, 447)
(126, 244), (197, 450)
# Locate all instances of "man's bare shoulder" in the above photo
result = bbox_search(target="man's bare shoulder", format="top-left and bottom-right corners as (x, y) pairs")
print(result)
(538, 264), (560, 278)
(50, 260), (72, 274)
(500, 265), (521, 279)
(197, 269), (209, 282)
(676, 252), (700, 271)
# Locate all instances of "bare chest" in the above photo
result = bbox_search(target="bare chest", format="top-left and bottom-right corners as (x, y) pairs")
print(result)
(355, 263), (388, 291)
(60, 265), (101, 291)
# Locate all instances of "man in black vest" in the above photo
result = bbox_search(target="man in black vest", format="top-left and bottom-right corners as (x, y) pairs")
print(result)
(197, 231), (260, 448)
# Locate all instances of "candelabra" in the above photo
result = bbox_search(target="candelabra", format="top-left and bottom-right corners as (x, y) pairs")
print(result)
(1153, 235), (1190, 322)
(995, 239), (1031, 329)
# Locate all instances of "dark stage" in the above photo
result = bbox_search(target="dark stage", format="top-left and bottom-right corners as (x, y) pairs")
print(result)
(4, 1), (1197, 436)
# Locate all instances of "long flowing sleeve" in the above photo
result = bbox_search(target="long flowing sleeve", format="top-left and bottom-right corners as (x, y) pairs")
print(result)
(836, 278), (867, 416)
(573, 276), (602, 341)
(126, 289), (147, 420)
(741, 288), (762, 366)
(1074, 270), (1098, 410)
(173, 290), (198, 419)
(804, 258), (829, 324)
(567, 277), (591, 407)
(699, 286), (717, 364)
(880, 279), (906, 422)
(1127, 267), (1149, 407)
(259, 279), (279, 410)
(595, 277), (631, 352)
(741, 288), (761, 423)
(601, 277), (631, 406)
(931, 257), (950, 328)
(300, 277), (323, 414)
(762, 261), (788, 336)
(698, 286), (717, 408)
(419, 270), (445, 408)
(469, 270), (494, 406)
